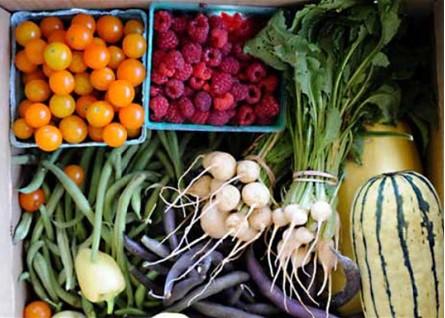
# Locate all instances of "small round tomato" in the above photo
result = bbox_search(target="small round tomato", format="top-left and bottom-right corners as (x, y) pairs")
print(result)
(19, 189), (45, 213)
(12, 118), (34, 139)
(83, 44), (110, 69)
(24, 102), (51, 128)
(107, 80), (135, 107)
(25, 80), (50, 102)
(119, 103), (144, 129)
(47, 30), (66, 43)
(24, 39), (47, 65)
(59, 115), (87, 144)
(103, 122), (127, 147)
(40, 17), (64, 39)
(23, 69), (46, 84)
(42, 63), (55, 77)
(107, 46), (125, 69)
(49, 94), (75, 118)
(35, 125), (62, 151)
(68, 51), (87, 73)
(72, 13), (96, 33)
(116, 58), (145, 87)
(74, 72), (94, 95)
(126, 127), (141, 138)
(64, 164), (85, 185)
(65, 24), (93, 50)
(90, 67), (115, 91)
(96, 15), (123, 44)
(18, 99), (33, 117)
(15, 21), (41, 46)
(122, 33), (146, 59)
(124, 19), (144, 35)
(44, 42), (72, 71)
(76, 95), (97, 118)
(86, 101), (114, 128)
(92, 37), (106, 46)
(49, 70), (75, 95)
(88, 125), (103, 141)
(15, 50), (37, 73)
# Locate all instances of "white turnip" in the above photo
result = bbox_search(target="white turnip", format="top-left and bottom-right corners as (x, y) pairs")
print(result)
(241, 182), (270, 208)
(187, 175), (212, 199)
(202, 152), (237, 181)
(200, 203), (230, 239)
(215, 184), (241, 212)
(249, 206), (272, 231)
(236, 160), (260, 183)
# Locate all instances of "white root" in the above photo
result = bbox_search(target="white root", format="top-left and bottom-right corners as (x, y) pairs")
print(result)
(241, 182), (270, 208)
(316, 239), (337, 296)
(291, 246), (319, 305)
(187, 175), (212, 198)
(249, 206), (272, 232)
(267, 208), (289, 276)
(202, 152), (237, 181)
(236, 160), (261, 183)
(215, 184), (241, 212)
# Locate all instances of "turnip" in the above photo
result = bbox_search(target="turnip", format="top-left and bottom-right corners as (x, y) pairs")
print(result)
(215, 184), (241, 212)
(202, 151), (237, 181)
(241, 182), (270, 208)
(200, 203), (230, 239)
(236, 160), (261, 183)
(316, 239), (337, 296)
(249, 206), (272, 231)
(267, 208), (289, 276)
(187, 175), (212, 199)
(210, 178), (224, 194)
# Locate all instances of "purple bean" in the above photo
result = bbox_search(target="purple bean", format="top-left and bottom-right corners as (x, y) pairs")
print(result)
(228, 286), (243, 305)
(192, 301), (264, 318)
(141, 235), (170, 258)
(164, 208), (179, 250)
(243, 303), (280, 315)
(246, 247), (339, 318)
(124, 235), (168, 274)
(164, 271), (206, 306)
(130, 267), (163, 295)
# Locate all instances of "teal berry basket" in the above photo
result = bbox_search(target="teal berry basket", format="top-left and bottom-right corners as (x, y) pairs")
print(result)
(146, 2), (286, 133)
(10, 8), (149, 149)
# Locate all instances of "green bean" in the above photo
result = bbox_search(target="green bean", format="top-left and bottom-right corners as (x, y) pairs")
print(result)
(127, 221), (149, 238)
(29, 269), (52, 305)
(13, 213), (33, 243)
(31, 219), (44, 244)
(143, 300), (161, 308)
(113, 308), (146, 315)
(19, 149), (62, 193)
(122, 145), (140, 173)
(12, 154), (37, 165)
(57, 269), (66, 286)
(143, 176), (170, 221)
(82, 297), (97, 318)
(75, 220), (87, 242)
(158, 131), (182, 178)
(113, 151), (123, 180)
(53, 213), (84, 229)
(88, 148), (105, 205)
(33, 252), (59, 302)
(131, 137), (160, 172)
(42, 182), (50, 199)
(39, 205), (54, 241)
(79, 147), (95, 188)
(135, 285), (146, 309)
(64, 189), (73, 222)
(46, 184), (64, 216)
(156, 151), (175, 179)
(18, 271), (30, 282)
(44, 238), (61, 257)
(130, 186), (142, 219)
(145, 161), (163, 171)
(26, 241), (52, 302)
(56, 204), (75, 291)
(127, 139), (151, 172)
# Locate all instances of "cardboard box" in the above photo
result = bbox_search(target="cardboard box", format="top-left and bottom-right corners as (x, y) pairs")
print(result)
(0, 1), (441, 317)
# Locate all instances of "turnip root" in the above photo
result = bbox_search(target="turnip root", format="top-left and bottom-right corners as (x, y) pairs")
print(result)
(237, 160), (261, 183)
(266, 208), (289, 276)
(316, 239), (337, 296)
(215, 184), (241, 212)
(203, 152), (237, 181)
(187, 175), (212, 198)
(210, 178), (224, 194)
(249, 206), (272, 231)
(200, 203), (230, 239)
(284, 204), (308, 225)
(241, 182), (270, 208)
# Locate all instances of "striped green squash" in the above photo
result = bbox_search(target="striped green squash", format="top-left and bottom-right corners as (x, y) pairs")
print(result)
(351, 171), (443, 318)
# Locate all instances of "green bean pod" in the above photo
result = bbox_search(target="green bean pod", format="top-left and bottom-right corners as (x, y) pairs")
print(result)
(113, 308), (146, 315)
(56, 205), (75, 291)
(44, 239), (61, 257)
(39, 205), (54, 241)
(130, 185), (143, 220)
(88, 148), (105, 205)
(33, 252), (59, 302)
(143, 176), (170, 221)
(13, 213), (33, 243)
(46, 184), (65, 217)
(12, 154), (37, 165)
(156, 151), (175, 179)
(81, 297), (97, 318)
(122, 145), (140, 173)
(131, 137), (160, 172)
(135, 285), (146, 309)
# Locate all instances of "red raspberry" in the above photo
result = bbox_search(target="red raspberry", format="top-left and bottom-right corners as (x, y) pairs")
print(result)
(150, 95), (169, 118)
(219, 56), (240, 75)
(156, 30), (178, 49)
(174, 63), (193, 81)
(220, 42), (232, 56)
(157, 63), (175, 77)
(154, 11), (173, 32)
(246, 62), (267, 83)
(246, 84), (261, 104)
(150, 113), (163, 122)
(221, 12), (243, 32)
(233, 18), (255, 42)
(259, 74), (279, 93)
(231, 82), (249, 102)
(151, 71), (168, 85)
(194, 91), (212, 112)
(165, 104), (184, 123)
(190, 110), (209, 124)
(188, 14), (209, 43)
(209, 15), (224, 29)
(207, 110), (231, 126)
(164, 50), (185, 69)
(210, 28), (228, 48)
(193, 62), (212, 80)
(165, 79), (185, 99)
(203, 83), (210, 92)
(184, 86), (194, 97)
(181, 42), (202, 64)
(210, 72), (233, 96)
(232, 42), (251, 62)
(152, 49), (166, 66)
(235, 105), (256, 125)
(202, 48), (222, 67)
(255, 95), (280, 118)
(214, 92), (235, 111)
(256, 115), (274, 125)
(188, 77), (205, 90)
(176, 96), (195, 119)
(172, 15), (188, 33)
(150, 85), (162, 97)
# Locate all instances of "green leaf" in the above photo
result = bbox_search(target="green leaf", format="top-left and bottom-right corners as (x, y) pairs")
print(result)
(372, 52), (390, 67)
(322, 108), (342, 148)
(364, 83), (401, 123)
(378, 0), (402, 46)
(349, 131), (365, 164)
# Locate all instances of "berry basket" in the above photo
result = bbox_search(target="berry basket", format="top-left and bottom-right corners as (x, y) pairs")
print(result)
(10, 8), (149, 149)
(147, 2), (286, 132)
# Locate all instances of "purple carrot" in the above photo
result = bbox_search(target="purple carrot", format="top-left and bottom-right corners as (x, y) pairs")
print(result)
(246, 247), (339, 318)
(164, 207), (179, 250)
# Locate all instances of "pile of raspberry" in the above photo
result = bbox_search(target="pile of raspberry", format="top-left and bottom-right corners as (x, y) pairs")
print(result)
(149, 11), (280, 126)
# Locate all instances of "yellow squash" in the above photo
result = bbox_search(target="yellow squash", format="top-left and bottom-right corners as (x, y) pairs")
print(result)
(333, 122), (422, 315)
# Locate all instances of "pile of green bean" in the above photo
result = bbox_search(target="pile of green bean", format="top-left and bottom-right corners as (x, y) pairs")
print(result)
(13, 131), (186, 317)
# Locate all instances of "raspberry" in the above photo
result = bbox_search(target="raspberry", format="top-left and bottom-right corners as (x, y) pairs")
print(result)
(172, 15), (188, 34)
(152, 50), (166, 66)
(174, 63), (193, 81)
(150, 95), (169, 118)
(246, 62), (267, 83)
(203, 83), (210, 92)
(202, 48), (222, 67)
(151, 71), (168, 85)
(184, 86), (194, 97)
(209, 15), (224, 29)
(156, 30), (178, 49)
(232, 42), (251, 62)
(188, 14), (209, 43)
(181, 42), (202, 64)
(194, 91), (212, 112)
(235, 105), (256, 125)
(210, 72), (233, 96)
(246, 84), (261, 104)
(188, 77), (205, 90)
(190, 110), (209, 124)
(259, 74), (279, 93)
(154, 11), (173, 32)
(150, 85), (162, 97)
(255, 95), (280, 118)
(176, 96), (195, 119)
(210, 28), (228, 48)
(233, 18), (255, 42)
(256, 115), (274, 125)
(165, 79), (185, 99)
(214, 92), (235, 111)
(193, 62), (212, 80)
(157, 62), (175, 77)
(231, 82), (249, 102)
(220, 42), (232, 56)
(219, 56), (240, 75)
(207, 110), (231, 126)
(150, 113), (163, 122)
(159, 50), (185, 77)
(165, 104), (184, 123)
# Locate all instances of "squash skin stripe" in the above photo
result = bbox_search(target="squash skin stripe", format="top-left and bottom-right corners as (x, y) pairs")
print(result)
(375, 176), (396, 317)
(402, 174), (440, 318)
(390, 175), (419, 318)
